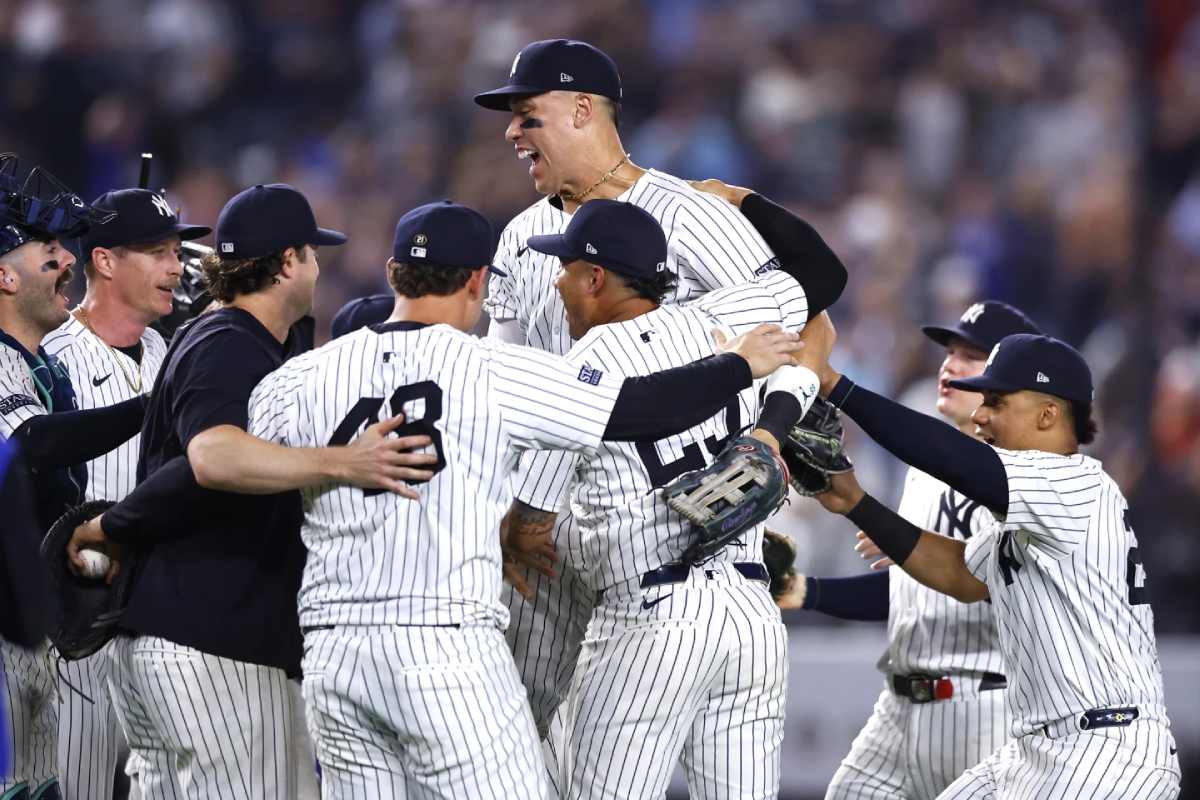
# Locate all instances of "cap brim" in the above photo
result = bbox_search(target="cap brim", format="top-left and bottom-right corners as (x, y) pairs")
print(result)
(313, 227), (347, 246)
(487, 264), (508, 277)
(526, 233), (577, 261)
(946, 375), (1021, 395)
(921, 324), (986, 351)
(174, 223), (212, 241)
(473, 85), (546, 111)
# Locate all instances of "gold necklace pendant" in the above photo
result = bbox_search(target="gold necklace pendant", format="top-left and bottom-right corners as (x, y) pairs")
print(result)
(72, 306), (143, 394)
(561, 156), (630, 204)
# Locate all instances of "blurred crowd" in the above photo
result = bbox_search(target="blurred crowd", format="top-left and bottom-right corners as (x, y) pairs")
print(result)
(3, 0), (1198, 628)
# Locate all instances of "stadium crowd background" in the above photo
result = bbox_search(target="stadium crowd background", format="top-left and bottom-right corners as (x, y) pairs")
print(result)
(2, 0), (1198, 666)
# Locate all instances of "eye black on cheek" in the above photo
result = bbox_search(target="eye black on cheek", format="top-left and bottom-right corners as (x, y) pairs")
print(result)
(520, 117), (543, 130)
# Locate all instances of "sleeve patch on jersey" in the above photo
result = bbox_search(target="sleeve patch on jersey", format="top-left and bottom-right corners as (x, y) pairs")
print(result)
(0, 394), (39, 415)
(754, 256), (781, 276)
(577, 363), (603, 385)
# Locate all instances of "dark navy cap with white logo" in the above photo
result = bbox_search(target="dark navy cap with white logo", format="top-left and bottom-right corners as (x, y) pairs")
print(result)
(474, 39), (622, 111)
(392, 200), (505, 275)
(948, 333), (1094, 406)
(527, 200), (668, 280)
(922, 300), (1040, 353)
(81, 188), (211, 255)
(215, 184), (346, 260)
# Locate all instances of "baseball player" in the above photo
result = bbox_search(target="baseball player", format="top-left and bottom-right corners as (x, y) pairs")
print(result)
(40, 187), (209, 800)
(475, 38), (787, 735)
(513, 195), (841, 799)
(64, 183), (436, 799)
(1, 159), (155, 800)
(245, 200), (807, 799)
(806, 329), (1181, 798)
(782, 301), (1041, 799)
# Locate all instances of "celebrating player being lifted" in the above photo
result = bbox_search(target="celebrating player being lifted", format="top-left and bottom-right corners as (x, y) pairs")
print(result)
(803, 322), (1181, 798)
(474, 37), (791, 738)
(784, 301), (1041, 800)
(245, 200), (807, 799)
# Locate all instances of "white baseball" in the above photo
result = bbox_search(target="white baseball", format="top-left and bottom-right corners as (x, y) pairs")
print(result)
(78, 549), (111, 579)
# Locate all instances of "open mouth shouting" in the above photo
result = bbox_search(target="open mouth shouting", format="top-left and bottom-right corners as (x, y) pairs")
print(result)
(54, 267), (73, 307)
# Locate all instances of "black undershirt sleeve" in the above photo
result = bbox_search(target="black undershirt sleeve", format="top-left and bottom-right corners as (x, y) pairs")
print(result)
(603, 353), (753, 441)
(802, 571), (890, 621)
(102, 455), (215, 545)
(740, 193), (848, 316)
(12, 396), (146, 471)
(830, 376), (1009, 513)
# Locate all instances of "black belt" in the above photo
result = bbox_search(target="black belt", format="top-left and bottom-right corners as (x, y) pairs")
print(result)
(639, 561), (769, 589)
(891, 671), (1007, 703)
(301, 623), (459, 635)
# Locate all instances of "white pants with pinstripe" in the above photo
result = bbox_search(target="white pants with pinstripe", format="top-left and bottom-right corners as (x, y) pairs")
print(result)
(826, 683), (1010, 800)
(302, 624), (549, 800)
(936, 718), (1181, 799)
(105, 635), (296, 799)
(0, 639), (57, 794)
(549, 563), (788, 800)
(56, 647), (125, 800)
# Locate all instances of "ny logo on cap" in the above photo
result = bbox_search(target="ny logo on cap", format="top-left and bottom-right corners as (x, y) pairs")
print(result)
(961, 303), (986, 325)
(585, 243), (598, 255)
(560, 73), (574, 83)
(656, 261), (666, 272)
(1036, 372), (1050, 383)
(150, 194), (173, 218)
(510, 51), (522, 78)
(986, 342), (1001, 368)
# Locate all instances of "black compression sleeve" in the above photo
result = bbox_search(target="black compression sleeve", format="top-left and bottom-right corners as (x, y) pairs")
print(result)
(756, 391), (803, 445)
(12, 396), (146, 471)
(803, 571), (890, 621)
(603, 353), (752, 441)
(831, 376), (1009, 513)
(846, 494), (923, 565)
(740, 193), (847, 315)
(102, 456), (218, 545)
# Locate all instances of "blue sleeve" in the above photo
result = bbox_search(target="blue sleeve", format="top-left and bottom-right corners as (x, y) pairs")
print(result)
(803, 570), (890, 621)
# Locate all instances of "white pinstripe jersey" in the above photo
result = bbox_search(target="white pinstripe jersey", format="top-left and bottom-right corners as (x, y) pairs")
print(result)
(963, 449), (1169, 736)
(551, 269), (809, 590)
(0, 343), (46, 438)
(490, 168), (778, 510)
(246, 323), (623, 630)
(886, 466), (1006, 677)
(41, 317), (166, 501)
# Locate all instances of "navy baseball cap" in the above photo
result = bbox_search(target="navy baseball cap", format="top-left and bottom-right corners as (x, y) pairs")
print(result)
(527, 200), (668, 280)
(392, 200), (505, 275)
(948, 333), (1094, 406)
(80, 189), (211, 255)
(215, 184), (346, 260)
(331, 293), (392, 339)
(474, 39), (622, 111)
(922, 301), (1040, 353)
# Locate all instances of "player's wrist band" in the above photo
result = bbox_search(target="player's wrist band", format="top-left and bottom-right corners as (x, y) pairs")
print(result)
(845, 493), (921, 565)
(827, 375), (855, 408)
(757, 390), (804, 446)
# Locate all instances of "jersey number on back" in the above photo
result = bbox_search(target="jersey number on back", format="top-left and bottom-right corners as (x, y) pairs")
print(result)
(635, 397), (741, 488)
(327, 380), (448, 495)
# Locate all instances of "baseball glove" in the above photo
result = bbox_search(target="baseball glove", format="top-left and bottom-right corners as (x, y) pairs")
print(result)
(39, 500), (132, 661)
(665, 436), (789, 566)
(762, 529), (798, 601)
(781, 396), (853, 496)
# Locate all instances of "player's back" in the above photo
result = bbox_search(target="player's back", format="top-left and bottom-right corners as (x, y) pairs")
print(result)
(249, 321), (621, 630)
(971, 450), (1168, 735)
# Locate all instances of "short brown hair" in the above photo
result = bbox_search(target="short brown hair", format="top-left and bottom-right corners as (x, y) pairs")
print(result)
(201, 244), (305, 303)
(387, 260), (476, 298)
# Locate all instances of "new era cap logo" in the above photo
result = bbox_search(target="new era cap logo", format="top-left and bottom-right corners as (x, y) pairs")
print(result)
(1036, 372), (1050, 383)
(150, 194), (173, 218)
(961, 303), (986, 325)
(656, 261), (666, 272)
(585, 243), (598, 255)
(560, 72), (574, 83)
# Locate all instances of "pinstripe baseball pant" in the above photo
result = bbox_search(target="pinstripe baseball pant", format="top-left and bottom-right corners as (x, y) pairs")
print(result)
(105, 635), (296, 799)
(56, 648), (124, 800)
(936, 718), (1180, 799)
(302, 624), (549, 799)
(549, 564), (788, 800)
(0, 639), (57, 794)
(826, 683), (1010, 799)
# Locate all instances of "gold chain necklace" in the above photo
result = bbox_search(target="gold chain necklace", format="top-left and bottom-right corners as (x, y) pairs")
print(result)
(560, 155), (630, 203)
(72, 306), (143, 393)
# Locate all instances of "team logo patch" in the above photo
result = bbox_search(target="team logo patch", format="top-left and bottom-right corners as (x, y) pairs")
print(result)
(510, 51), (522, 78)
(754, 256), (781, 276)
(0, 393), (39, 415)
(150, 194), (174, 218)
(413, 233), (428, 246)
(985, 342), (1001, 368)
(577, 363), (603, 385)
(410, 246), (427, 258)
(961, 302), (986, 325)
